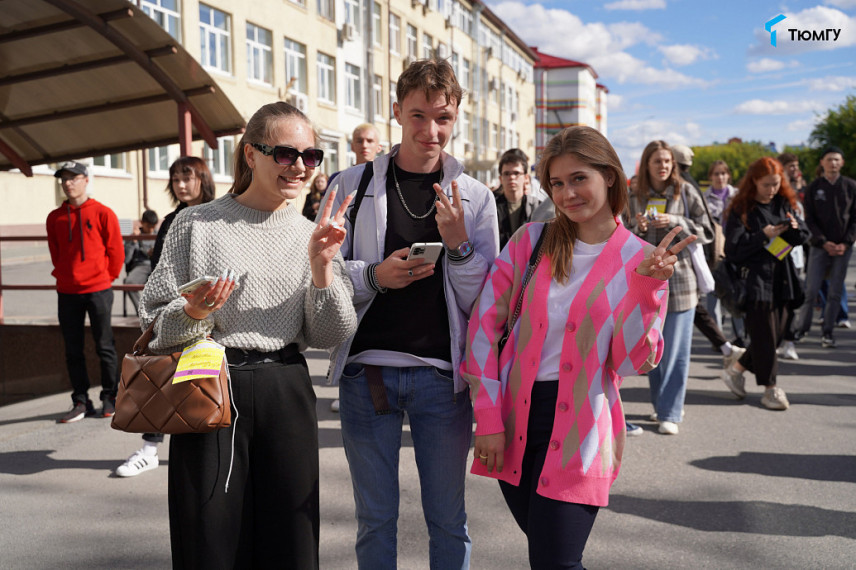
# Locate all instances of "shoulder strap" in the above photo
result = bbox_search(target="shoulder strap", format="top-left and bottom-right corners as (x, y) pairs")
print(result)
(346, 162), (374, 259)
(500, 223), (549, 349)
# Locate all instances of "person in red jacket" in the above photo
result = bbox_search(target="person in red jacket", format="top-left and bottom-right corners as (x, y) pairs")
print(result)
(46, 161), (124, 423)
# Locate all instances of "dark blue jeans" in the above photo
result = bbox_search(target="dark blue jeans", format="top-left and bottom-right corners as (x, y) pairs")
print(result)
(57, 289), (118, 404)
(499, 381), (599, 570)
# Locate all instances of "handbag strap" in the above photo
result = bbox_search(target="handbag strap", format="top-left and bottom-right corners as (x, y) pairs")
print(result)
(502, 224), (549, 346)
(133, 316), (158, 355)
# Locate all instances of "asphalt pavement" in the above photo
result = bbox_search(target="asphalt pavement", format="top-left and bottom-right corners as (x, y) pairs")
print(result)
(1, 246), (855, 568)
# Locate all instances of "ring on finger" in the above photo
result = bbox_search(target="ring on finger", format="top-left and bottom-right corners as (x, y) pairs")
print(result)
(408, 270), (414, 277)
(204, 297), (216, 308)
(478, 453), (488, 459)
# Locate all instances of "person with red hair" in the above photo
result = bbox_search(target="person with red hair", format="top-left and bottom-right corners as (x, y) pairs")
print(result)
(721, 157), (809, 410)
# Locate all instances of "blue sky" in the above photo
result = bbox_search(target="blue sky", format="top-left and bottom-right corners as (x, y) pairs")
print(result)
(484, 0), (856, 173)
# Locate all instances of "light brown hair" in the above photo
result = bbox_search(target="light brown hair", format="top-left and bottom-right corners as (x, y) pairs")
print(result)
(637, 140), (682, 202)
(537, 126), (628, 284)
(230, 101), (315, 195)
(396, 58), (464, 109)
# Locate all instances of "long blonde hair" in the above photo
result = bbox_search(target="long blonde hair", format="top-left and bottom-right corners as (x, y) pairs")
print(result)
(537, 126), (628, 283)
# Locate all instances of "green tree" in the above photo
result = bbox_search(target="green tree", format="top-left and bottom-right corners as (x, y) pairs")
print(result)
(809, 94), (856, 179)
(689, 141), (774, 187)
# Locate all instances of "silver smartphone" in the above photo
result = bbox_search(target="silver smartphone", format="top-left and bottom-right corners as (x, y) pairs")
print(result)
(178, 276), (216, 295)
(407, 242), (444, 265)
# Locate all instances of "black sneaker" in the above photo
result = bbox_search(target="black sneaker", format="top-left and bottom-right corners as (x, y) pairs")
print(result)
(62, 399), (96, 423)
(821, 335), (836, 348)
(101, 396), (115, 418)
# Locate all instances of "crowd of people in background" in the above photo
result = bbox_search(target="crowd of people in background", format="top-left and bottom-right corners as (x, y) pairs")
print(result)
(43, 56), (855, 569)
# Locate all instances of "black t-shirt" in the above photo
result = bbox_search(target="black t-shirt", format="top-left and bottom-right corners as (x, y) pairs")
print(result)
(349, 161), (452, 362)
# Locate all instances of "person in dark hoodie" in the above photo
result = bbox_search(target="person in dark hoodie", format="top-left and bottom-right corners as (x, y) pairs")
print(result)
(47, 161), (124, 423)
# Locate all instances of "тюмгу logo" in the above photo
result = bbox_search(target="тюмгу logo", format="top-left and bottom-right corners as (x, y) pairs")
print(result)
(765, 14), (786, 47)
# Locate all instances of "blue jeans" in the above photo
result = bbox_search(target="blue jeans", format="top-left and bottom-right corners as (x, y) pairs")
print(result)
(648, 308), (695, 423)
(797, 246), (853, 336)
(339, 364), (473, 570)
(819, 280), (849, 321)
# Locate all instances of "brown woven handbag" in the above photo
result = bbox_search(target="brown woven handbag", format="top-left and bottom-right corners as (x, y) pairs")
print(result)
(111, 318), (231, 434)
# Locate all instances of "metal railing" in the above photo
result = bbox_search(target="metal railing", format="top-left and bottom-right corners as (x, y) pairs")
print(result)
(0, 234), (155, 322)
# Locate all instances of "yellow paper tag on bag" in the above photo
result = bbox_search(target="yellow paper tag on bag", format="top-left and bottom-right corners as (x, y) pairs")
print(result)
(648, 198), (667, 214)
(766, 236), (793, 261)
(173, 339), (226, 384)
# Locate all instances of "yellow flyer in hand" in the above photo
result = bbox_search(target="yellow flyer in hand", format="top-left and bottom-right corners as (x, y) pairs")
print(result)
(766, 236), (793, 260)
(173, 339), (226, 384)
(648, 198), (667, 214)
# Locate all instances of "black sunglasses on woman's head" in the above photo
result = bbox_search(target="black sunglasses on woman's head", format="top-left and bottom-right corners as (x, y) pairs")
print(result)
(251, 143), (324, 168)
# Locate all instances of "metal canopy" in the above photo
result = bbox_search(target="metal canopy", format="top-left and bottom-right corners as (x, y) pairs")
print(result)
(0, 0), (246, 176)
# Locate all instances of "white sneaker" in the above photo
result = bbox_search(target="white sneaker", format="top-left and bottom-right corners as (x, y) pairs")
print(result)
(778, 341), (799, 360)
(760, 386), (790, 411)
(722, 364), (746, 399)
(115, 449), (159, 477)
(836, 319), (851, 329)
(723, 346), (747, 370)
(649, 410), (686, 422)
(658, 421), (679, 435)
(330, 399), (340, 413)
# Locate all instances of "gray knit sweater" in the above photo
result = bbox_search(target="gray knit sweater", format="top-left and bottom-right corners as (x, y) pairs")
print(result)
(139, 194), (357, 354)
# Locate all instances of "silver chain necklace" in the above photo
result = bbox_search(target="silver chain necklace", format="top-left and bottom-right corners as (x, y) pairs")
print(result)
(392, 162), (442, 220)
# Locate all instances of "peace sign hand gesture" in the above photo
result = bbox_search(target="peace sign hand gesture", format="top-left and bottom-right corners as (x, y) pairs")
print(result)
(434, 180), (468, 250)
(636, 226), (697, 281)
(309, 188), (353, 288)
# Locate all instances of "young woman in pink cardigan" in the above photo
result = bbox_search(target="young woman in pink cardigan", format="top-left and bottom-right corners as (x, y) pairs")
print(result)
(462, 126), (696, 568)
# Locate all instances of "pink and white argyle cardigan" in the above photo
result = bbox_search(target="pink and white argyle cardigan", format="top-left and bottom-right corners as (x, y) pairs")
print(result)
(461, 221), (668, 506)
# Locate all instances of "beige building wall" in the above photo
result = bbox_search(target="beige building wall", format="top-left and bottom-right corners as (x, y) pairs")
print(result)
(0, 0), (536, 236)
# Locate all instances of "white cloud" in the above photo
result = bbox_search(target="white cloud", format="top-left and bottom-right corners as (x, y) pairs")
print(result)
(658, 44), (717, 66)
(747, 58), (788, 73)
(604, 0), (666, 10)
(786, 118), (818, 132)
(825, 0), (856, 9)
(734, 99), (826, 114)
(750, 6), (856, 55)
(610, 120), (703, 173)
(806, 75), (856, 91)
(487, 2), (705, 88)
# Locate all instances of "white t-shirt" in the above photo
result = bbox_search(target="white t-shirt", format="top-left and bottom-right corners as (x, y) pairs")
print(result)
(535, 239), (608, 382)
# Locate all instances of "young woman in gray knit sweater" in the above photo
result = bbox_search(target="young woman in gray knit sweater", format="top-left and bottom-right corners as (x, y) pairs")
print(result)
(139, 102), (358, 569)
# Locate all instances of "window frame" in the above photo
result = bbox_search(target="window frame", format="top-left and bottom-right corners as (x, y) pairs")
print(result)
(246, 22), (273, 85)
(199, 3), (232, 74)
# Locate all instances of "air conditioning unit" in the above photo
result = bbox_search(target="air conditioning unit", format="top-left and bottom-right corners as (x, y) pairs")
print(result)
(518, 69), (526, 81)
(341, 23), (357, 42)
(488, 78), (498, 91)
(445, 16), (453, 29)
(435, 44), (448, 59)
(485, 46), (493, 59)
(411, 0), (421, 8)
(404, 55), (416, 68)
(464, 141), (473, 153)
(510, 111), (517, 122)
(287, 92), (309, 114)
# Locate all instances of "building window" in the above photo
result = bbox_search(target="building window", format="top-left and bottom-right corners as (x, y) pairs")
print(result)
(373, 74), (384, 118)
(390, 80), (397, 115)
(462, 111), (471, 142)
(317, 52), (336, 104)
(491, 123), (498, 151)
(481, 118), (489, 148)
(141, 0), (181, 40)
(422, 33), (433, 59)
(345, 0), (361, 28)
(284, 37), (307, 94)
(345, 63), (362, 111)
(246, 23), (272, 85)
(288, 0), (305, 6)
(461, 58), (470, 91)
(406, 24), (417, 59)
(319, 138), (339, 175)
(147, 146), (172, 174)
(199, 4), (231, 74)
(204, 136), (235, 178)
(389, 13), (401, 54)
(318, 0), (334, 21)
(91, 153), (127, 172)
(373, 2), (382, 46)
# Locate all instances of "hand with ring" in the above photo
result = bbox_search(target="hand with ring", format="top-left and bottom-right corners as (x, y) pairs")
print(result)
(374, 247), (435, 290)
(182, 269), (238, 320)
(474, 432), (506, 473)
